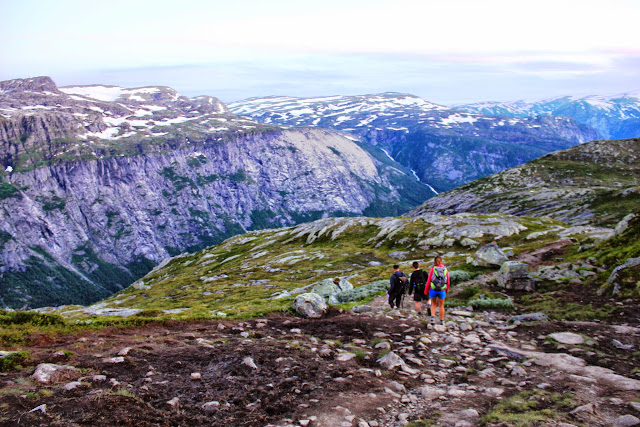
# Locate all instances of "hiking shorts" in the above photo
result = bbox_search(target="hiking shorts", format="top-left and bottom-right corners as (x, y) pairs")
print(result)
(429, 289), (447, 300)
(413, 286), (427, 302)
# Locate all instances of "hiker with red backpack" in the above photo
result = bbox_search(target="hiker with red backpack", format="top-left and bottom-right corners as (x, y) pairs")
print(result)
(387, 264), (408, 310)
(424, 256), (450, 325)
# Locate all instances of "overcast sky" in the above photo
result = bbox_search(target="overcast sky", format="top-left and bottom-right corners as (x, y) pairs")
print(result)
(1, 0), (638, 105)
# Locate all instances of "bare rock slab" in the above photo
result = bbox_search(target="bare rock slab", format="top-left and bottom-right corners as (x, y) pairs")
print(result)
(548, 332), (585, 345)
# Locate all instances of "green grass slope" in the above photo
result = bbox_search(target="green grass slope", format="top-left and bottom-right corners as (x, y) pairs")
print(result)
(409, 138), (640, 226)
(53, 212), (610, 320)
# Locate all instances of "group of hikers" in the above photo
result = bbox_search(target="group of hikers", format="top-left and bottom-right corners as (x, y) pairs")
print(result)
(387, 256), (449, 325)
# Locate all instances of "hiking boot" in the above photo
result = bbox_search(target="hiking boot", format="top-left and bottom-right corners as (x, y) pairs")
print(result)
(430, 317), (435, 324)
(440, 320), (445, 326)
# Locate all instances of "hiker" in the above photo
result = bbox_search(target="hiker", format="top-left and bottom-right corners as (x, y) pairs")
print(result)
(408, 261), (428, 315)
(387, 264), (407, 309)
(424, 256), (450, 325)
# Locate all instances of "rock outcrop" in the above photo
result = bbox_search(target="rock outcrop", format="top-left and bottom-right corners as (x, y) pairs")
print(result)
(474, 242), (508, 267)
(497, 261), (538, 291)
(292, 293), (328, 318)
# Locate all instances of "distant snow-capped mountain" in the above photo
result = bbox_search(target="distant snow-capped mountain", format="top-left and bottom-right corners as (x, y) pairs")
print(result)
(229, 92), (600, 193)
(456, 92), (640, 140)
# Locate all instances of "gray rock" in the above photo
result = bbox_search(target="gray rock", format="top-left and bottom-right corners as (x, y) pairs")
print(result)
(312, 278), (353, 297)
(508, 312), (549, 324)
(31, 363), (79, 384)
(511, 365), (527, 376)
(630, 402), (640, 413)
(615, 415), (640, 427)
(614, 214), (636, 235)
(292, 293), (328, 318)
(613, 339), (634, 350)
(475, 242), (508, 267)
(497, 261), (538, 291)
(608, 258), (640, 290)
(352, 305), (373, 314)
(459, 322), (473, 332)
(447, 387), (466, 397)
(311, 280), (341, 297)
(420, 385), (445, 399)
(374, 342), (391, 350)
(63, 381), (83, 391)
(377, 351), (405, 371)
(570, 403), (595, 415)
(387, 381), (406, 393)
(485, 387), (504, 397)
(336, 353), (357, 362)
(388, 251), (409, 260)
(117, 347), (132, 356)
(242, 356), (258, 369)
(548, 332), (585, 345)
(202, 401), (220, 412)
(459, 409), (479, 419)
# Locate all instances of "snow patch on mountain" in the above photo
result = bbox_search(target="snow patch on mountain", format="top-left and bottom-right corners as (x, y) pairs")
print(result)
(60, 85), (124, 102)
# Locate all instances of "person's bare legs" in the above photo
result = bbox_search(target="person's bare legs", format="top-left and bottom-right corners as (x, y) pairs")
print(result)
(438, 298), (445, 322)
(414, 300), (421, 314)
(430, 298), (437, 319)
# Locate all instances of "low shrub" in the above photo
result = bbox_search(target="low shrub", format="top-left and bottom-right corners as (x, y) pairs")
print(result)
(0, 310), (65, 326)
(333, 280), (388, 304)
(468, 298), (514, 311)
(449, 270), (473, 285)
(0, 351), (30, 372)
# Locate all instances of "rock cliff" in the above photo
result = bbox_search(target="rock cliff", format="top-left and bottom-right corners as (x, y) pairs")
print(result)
(0, 77), (431, 309)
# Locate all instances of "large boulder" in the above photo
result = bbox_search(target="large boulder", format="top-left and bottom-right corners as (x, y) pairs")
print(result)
(312, 277), (353, 297)
(608, 257), (640, 295)
(497, 261), (538, 291)
(292, 293), (328, 318)
(508, 312), (549, 324)
(32, 363), (80, 384)
(474, 242), (508, 267)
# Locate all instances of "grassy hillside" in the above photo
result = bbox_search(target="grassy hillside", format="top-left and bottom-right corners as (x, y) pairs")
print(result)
(575, 211), (640, 298)
(409, 138), (640, 226)
(50, 212), (610, 320)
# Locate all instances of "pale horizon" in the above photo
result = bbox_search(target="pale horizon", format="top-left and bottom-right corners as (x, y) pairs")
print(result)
(2, 0), (639, 105)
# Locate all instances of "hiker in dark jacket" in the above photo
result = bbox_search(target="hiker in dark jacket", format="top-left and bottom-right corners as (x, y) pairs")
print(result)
(387, 264), (407, 309)
(408, 261), (428, 315)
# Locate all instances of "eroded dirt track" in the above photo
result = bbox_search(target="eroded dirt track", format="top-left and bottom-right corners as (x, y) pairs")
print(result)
(2, 298), (640, 426)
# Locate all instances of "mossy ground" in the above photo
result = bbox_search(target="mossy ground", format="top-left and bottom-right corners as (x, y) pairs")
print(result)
(56, 213), (582, 321)
(480, 390), (576, 426)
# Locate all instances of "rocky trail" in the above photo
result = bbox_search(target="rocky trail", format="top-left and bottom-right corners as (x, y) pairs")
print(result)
(2, 296), (640, 427)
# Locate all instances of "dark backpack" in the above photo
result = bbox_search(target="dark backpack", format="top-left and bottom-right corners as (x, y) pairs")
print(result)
(394, 272), (408, 295)
(431, 267), (448, 292)
(410, 270), (427, 294)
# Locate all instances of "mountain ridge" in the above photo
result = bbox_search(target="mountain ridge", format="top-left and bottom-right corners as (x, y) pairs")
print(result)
(456, 92), (640, 140)
(229, 92), (600, 192)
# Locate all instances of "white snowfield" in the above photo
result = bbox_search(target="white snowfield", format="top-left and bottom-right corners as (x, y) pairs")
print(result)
(229, 93), (447, 124)
(60, 85), (166, 102)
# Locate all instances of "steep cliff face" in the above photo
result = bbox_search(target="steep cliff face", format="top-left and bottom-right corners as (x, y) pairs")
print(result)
(229, 93), (601, 192)
(0, 77), (432, 309)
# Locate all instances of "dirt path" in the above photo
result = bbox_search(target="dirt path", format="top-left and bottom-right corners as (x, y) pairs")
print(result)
(1, 296), (640, 426)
